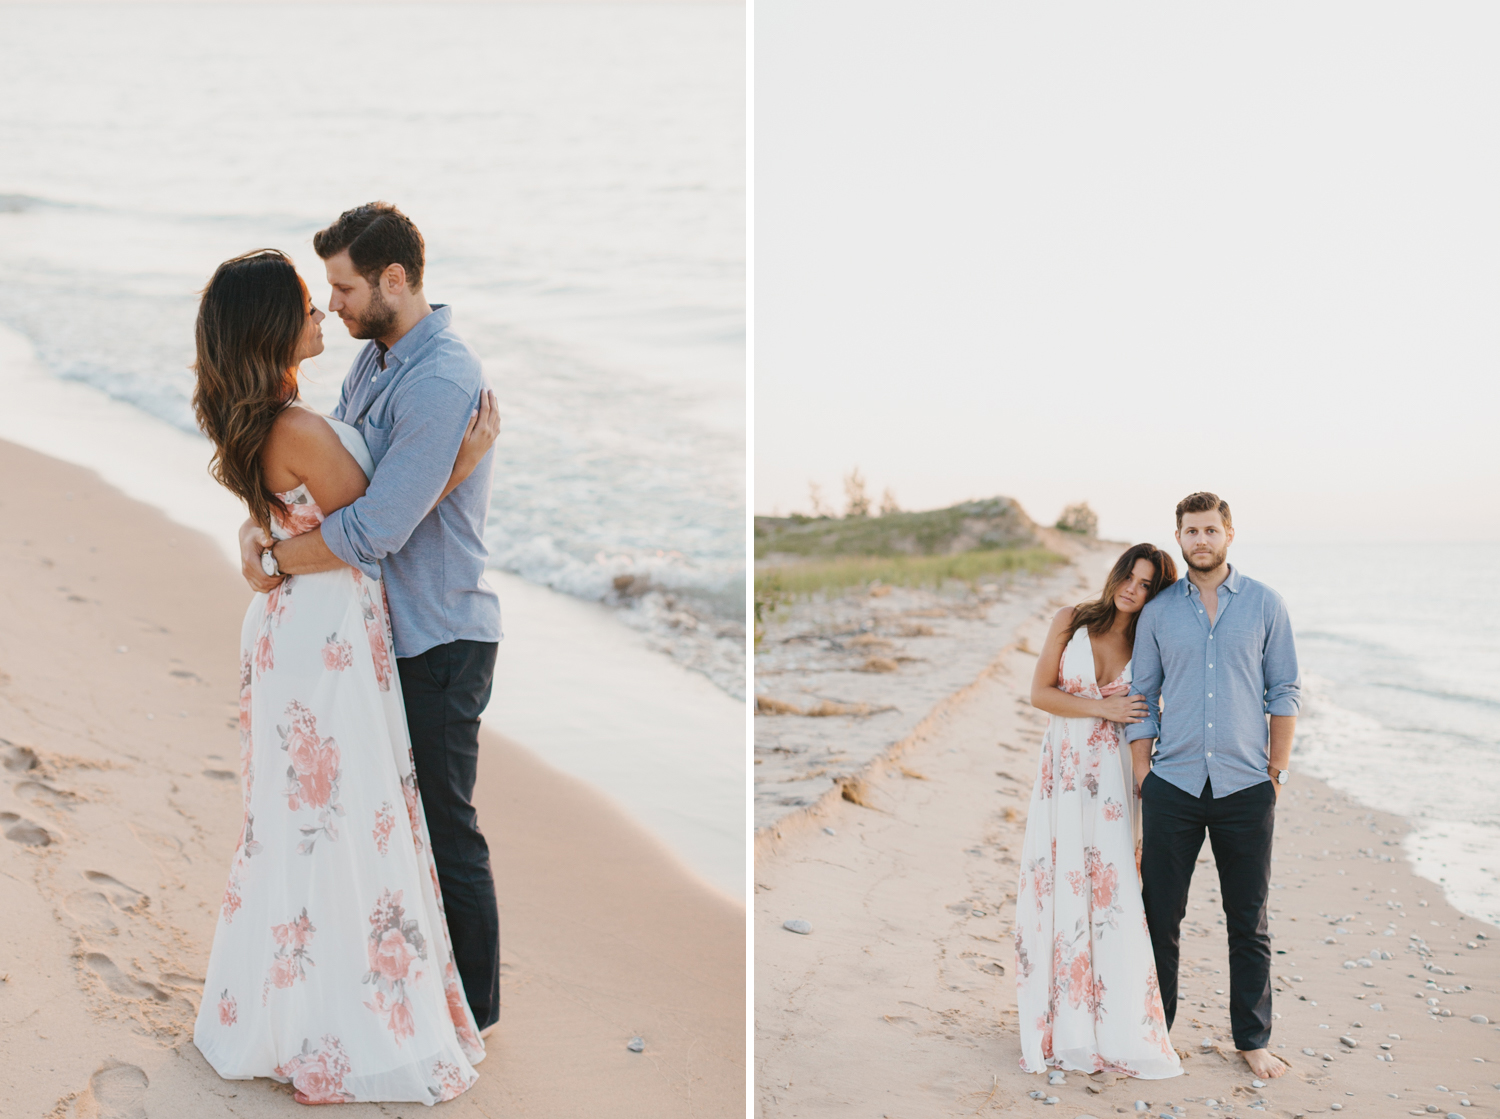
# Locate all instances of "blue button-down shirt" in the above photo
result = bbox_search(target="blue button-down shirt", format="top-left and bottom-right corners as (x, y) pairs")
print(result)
(320, 305), (503, 659)
(1125, 565), (1300, 798)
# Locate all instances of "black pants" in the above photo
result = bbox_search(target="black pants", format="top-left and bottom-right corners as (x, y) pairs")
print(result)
(1140, 771), (1276, 1051)
(397, 639), (501, 1030)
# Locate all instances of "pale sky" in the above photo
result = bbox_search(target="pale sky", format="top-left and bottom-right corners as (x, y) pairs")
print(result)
(755, 3), (1500, 543)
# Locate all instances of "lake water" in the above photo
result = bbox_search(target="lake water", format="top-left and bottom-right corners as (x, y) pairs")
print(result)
(0, 2), (746, 697)
(1231, 542), (1500, 927)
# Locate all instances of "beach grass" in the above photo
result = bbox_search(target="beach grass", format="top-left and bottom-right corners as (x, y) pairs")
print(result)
(757, 547), (1066, 599)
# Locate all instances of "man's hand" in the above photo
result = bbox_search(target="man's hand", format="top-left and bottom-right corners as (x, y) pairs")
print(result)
(1131, 739), (1155, 799)
(239, 517), (282, 593)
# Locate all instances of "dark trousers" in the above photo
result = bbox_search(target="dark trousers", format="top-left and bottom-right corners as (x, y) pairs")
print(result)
(397, 639), (501, 1030)
(1140, 771), (1276, 1051)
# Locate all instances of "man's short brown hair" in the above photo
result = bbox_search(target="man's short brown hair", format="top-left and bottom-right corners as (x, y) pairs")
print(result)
(313, 202), (425, 290)
(1175, 491), (1232, 529)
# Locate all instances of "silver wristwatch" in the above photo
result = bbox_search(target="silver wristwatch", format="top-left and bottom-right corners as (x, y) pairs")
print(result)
(1270, 766), (1289, 785)
(261, 546), (281, 578)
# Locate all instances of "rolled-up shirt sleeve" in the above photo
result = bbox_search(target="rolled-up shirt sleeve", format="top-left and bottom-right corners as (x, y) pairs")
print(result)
(1262, 596), (1301, 716)
(1126, 604), (1164, 743)
(320, 377), (472, 579)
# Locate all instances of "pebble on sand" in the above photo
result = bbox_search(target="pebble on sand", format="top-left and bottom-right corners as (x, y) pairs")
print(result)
(783, 918), (813, 935)
(823, 827), (836, 835)
(1251, 1080), (1266, 1088)
(627, 1037), (644, 1052)
(1471, 1015), (1489, 1024)
(1340, 1035), (1358, 1048)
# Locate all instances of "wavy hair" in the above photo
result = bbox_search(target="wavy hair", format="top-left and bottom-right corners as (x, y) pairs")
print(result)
(1068, 543), (1177, 647)
(191, 249), (306, 533)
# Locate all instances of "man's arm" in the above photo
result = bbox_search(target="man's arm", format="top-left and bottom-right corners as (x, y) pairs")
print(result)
(1125, 606), (1163, 797)
(1263, 595), (1300, 795)
(319, 377), (477, 579)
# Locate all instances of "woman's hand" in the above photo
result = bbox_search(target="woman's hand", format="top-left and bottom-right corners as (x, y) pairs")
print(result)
(238, 517), (282, 593)
(430, 391), (501, 515)
(452, 390), (501, 486)
(1098, 692), (1149, 725)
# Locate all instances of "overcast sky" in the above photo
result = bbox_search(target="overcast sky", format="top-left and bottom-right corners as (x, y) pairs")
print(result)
(755, 3), (1500, 544)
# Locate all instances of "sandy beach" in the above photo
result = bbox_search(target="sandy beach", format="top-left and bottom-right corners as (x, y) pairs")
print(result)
(0, 438), (744, 1117)
(755, 558), (1499, 1118)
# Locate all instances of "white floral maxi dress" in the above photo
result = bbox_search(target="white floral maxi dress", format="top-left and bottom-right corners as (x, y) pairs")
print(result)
(1014, 626), (1181, 1079)
(194, 418), (484, 1104)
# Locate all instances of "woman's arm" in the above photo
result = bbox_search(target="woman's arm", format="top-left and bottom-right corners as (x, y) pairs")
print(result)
(256, 408), (372, 576)
(428, 390), (500, 515)
(1028, 607), (1148, 723)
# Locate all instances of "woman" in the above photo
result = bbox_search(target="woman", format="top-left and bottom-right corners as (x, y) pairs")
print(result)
(1014, 543), (1181, 1080)
(189, 249), (496, 1104)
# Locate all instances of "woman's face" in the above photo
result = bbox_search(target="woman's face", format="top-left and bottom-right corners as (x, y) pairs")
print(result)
(292, 292), (326, 365)
(1113, 557), (1157, 615)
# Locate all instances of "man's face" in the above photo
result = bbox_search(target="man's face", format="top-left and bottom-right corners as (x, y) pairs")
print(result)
(1175, 509), (1233, 572)
(324, 250), (397, 340)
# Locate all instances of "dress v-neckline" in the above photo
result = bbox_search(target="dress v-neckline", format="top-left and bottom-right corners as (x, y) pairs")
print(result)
(1082, 630), (1129, 690)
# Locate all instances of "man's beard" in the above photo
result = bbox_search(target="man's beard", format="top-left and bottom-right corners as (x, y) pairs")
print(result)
(1182, 542), (1228, 572)
(345, 284), (399, 340)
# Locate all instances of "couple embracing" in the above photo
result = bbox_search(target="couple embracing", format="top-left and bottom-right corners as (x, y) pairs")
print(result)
(1016, 492), (1300, 1083)
(188, 203), (504, 1104)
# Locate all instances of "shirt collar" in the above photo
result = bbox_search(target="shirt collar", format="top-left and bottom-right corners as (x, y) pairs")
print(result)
(375, 304), (452, 372)
(1181, 563), (1241, 596)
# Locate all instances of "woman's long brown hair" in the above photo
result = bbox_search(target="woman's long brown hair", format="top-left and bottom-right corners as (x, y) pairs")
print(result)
(192, 250), (306, 533)
(1068, 543), (1177, 646)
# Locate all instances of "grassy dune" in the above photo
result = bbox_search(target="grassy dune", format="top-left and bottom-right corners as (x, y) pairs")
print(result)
(758, 547), (1066, 598)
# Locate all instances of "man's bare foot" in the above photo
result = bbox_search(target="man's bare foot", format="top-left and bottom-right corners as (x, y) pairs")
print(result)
(1239, 1048), (1288, 1079)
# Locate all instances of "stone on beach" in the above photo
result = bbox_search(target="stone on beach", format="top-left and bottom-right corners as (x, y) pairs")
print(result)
(782, 918), (812, 935)
(626, 1036), (644, 1052)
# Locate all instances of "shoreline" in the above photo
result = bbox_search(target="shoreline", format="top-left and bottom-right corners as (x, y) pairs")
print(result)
(0, 438), (744, 1116)
(755, 558), (1499, 1117)
(0, 324), (745, 901)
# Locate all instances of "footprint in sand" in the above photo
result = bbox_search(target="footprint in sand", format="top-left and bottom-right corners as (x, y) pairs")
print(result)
(65, 890), (121, 932)
(83, 952), (172, 1004)
(0, 811), (53, 846)
(76, 1060), (149, 1119)
(14, 779), (79, 809)
(1, 742), (39, 771)
(83, 870), (147, 910)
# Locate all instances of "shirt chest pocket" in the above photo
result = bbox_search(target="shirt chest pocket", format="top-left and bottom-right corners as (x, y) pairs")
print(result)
(359, 417), (393, 465)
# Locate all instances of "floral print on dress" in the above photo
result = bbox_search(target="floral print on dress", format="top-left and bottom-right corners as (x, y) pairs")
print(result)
(194, 421), (483, 1102)
(372, 801), (396, 856)
(277, 700), (346, 854)
(322, 633), (354, 672)
(221, 871), (243, 924)
(1015, 625), (1180, 1080)
(355, 573), (393, 692)
(275, 486), (326, 538)
(275, 1035), (355, 1105)
(362, 888), (428, 1046)
(264, 908), (316, 1003)
(253, 579), (292, 676)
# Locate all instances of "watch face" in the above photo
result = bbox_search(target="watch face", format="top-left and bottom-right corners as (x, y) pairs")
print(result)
(262, 551), (276, 576)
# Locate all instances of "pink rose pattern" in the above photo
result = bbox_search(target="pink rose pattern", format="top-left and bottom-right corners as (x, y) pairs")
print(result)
(263, 908), (316, 1003)
(277, 700), (346, 854)
(322, 633), (354, 672)
(362, 888), (429, 1045)
(1015, 626), (1178, 1078)
(275, 1035), (356, 1105)
(204, 478), (481, 1102)
(372, 801), (396, 856)
(355, 572), (394, 692)
(274, 486), (325, 538)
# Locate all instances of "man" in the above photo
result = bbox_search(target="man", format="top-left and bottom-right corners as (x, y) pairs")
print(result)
(1125, 491), (1299, 1080)
(238, 201), (504, 1031)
